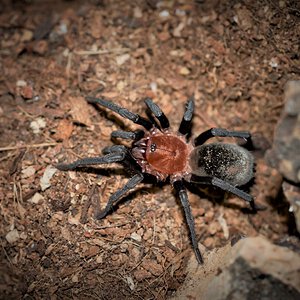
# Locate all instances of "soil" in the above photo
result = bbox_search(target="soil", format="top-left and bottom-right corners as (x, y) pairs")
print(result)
(0, 0), (300, 299)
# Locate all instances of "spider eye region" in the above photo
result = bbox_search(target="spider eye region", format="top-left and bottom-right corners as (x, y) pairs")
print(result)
(145, 135), (189, 174)
(150, 143), (157, 152)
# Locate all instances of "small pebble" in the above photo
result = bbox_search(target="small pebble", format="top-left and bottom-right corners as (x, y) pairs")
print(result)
(131, 232), (142, 242)
(6, 229), (20, 243)
(28, 192), (44, 204)
(159, 10), (170, 18)
(21, 166), (36, 178)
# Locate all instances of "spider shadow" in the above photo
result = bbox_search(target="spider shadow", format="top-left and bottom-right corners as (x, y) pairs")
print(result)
(73, 166), (126, 177)
(95, 185), (158, 221)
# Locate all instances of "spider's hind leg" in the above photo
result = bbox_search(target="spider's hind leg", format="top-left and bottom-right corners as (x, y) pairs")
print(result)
(173, 180), (204, 264)
(194, 128), (252, 146)
(190, 175), (257, 212)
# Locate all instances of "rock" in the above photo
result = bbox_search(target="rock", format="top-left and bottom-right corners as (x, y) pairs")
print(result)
(116, 54), (130, 66)
(130, 232), (142, 242)
(30, 117), (46, 134)
(20, 29), (33, 42)
(28, 192), (44, 204)
(282, 182), (300, 233)
(133, 7), (143, 18)
(21, 166), (36, 178)
(6, 229), (20, 243)
(178, 66), (190, 76)
(173, 236), (300, 300)
(266, 81), (300, 184)
(40, 165), (57, 191)
(125, 276), (135, 291)
(266, 81), (300, 233)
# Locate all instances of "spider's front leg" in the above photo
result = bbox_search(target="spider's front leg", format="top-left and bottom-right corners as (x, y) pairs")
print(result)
(110, 130), (145, 141)
(178, 96), (195, 136)
(86, 96), (153, 130)
(144, 98), (170, 129)
(173, 180), (204, 264)
(56, 152), (126, 171)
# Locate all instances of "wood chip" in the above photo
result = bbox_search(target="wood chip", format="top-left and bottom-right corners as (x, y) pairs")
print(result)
(69, 96), (92, 126)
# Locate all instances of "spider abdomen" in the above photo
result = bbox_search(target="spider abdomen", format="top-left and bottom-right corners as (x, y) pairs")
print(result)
(189, 143), (254, 186)
(145, 135), (189, 174)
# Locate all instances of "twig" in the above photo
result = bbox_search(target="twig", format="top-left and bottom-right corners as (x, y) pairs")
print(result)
(74, 48), (130, 56)
(80, 184), (97, 224)
(94, 222), (131, 230)
(0, 142), (58, 152)
(9, 149), (26, 176)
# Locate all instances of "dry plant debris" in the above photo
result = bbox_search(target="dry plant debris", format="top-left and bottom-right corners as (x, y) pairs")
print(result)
(0, 0), (300, 299)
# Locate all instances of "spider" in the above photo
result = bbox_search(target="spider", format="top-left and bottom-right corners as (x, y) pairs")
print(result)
(57, 96), (256, 264)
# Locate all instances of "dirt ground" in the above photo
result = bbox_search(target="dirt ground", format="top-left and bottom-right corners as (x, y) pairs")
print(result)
(1, 0), (300, 299)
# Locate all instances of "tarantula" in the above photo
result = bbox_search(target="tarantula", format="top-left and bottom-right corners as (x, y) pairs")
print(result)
(57, 96), (256, 264)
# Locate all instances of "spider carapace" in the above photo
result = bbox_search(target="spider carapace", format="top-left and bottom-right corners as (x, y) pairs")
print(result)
(57, 96), (256, 264)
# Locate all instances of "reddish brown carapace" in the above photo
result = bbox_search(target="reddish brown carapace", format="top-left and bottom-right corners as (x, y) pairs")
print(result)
(131, 128), (192, 181)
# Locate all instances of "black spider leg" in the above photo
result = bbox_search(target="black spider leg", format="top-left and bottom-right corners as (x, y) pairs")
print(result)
(173, 180), (204, 264)
(95, 172), (144, 219)
(194, 128), (252, 146)
(111, 130), (145, 140)
(102, 145), (142, 176)
(56, 152), (126, 171)
(86, 96), (153, 130)
(144, 98), (170, 129)
(190, 175), (256, 211)
(93, 144), (144, 219)
(57, 145), (144, 219)
(101, 144), (127, 155)
(178, 96), (195, 136)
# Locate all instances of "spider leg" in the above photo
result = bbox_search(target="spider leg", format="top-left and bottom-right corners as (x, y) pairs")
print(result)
(86, 96), (153, 130)
(173, 180), (204, 264)
(144, 98), (170, 129)
(189, 175), (256, 211)
(111, 130), (145, 140)
(178, 96), (195, 135)
(194, 128), (252, 146)
(101, 145), (127, 155)
(56, 152), (126, 171)
(95, 172), (144, 219)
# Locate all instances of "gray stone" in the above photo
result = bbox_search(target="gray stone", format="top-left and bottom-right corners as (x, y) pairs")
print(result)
(266, 81), (300, 184)
(172, 236), (300, 300)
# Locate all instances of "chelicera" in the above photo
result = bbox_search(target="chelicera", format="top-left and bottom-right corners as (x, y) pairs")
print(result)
(57, 96), (256, 264)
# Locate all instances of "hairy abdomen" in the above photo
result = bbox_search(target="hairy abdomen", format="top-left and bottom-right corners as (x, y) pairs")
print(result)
(189, 143), (254, 186)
